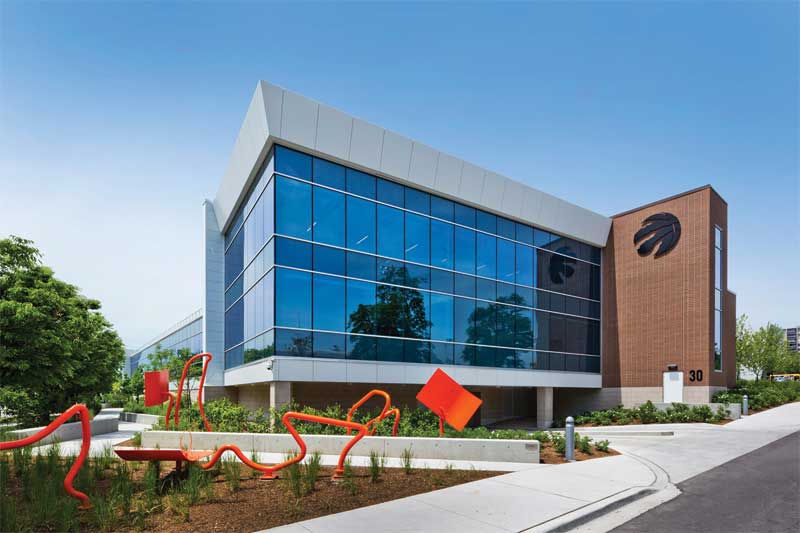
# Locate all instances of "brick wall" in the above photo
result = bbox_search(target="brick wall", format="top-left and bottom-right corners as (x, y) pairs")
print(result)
(602, 186), (735, 397)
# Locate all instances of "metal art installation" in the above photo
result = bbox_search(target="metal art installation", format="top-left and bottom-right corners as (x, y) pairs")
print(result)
(116, 352), (401, 480)
(634, 212), (681, 258)
(0, 404), (93, 509)
(346, 389), (401, 437)
(416, 368), (482, 436)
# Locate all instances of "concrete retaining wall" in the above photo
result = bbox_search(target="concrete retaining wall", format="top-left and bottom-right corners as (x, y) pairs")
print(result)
(648, 402), (742, 420)
(141, 431), (539, 463)
(10, 417), (119, 445)
(120, 412), (162, 425)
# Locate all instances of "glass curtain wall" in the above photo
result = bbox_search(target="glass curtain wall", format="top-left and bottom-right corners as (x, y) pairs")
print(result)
(223, 145), (603, 373)
(713, 227), (723, 371)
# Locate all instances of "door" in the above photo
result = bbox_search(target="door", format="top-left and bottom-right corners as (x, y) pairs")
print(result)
(663, 371), (684, 403)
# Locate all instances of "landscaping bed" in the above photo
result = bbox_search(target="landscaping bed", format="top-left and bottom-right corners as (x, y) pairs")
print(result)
(572, 400), (732, 427)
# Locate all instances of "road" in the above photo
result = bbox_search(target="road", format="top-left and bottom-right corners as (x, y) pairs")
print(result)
(612, 430), (800, 533)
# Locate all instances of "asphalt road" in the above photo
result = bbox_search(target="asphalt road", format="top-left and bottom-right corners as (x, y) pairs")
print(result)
(612, 430), (800, 533)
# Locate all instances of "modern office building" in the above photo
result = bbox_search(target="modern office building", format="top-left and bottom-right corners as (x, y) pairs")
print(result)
(125, 81), (736, 427)
(786, 327), (799, 353)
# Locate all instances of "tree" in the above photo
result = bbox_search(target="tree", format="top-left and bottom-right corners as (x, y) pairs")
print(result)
(0, 236), (125, 426)
(120, 367), (144, 402)
(736, 314), (793, 380)
(143, 346), (201, 406)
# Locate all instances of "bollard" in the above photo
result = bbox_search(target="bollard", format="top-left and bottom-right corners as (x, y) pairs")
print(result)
(565, 416), (575, 462)
(742, 395), (749, 416)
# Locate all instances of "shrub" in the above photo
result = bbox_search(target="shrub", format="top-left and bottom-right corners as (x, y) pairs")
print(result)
(342, 458), (357, 496)
(550, 432), (566, 455)
(575, 434), (593, 455)
(222, 456), (241, 492)
(595, 439), (610, 452)
(284, 457), (302, 498)
(302, 452), (322, 495)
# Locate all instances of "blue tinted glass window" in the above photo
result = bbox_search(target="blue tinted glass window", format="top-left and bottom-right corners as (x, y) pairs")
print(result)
(225, 299), (244, 349)
(275, 328), (312, 357)
(347, 334), (376, 360)
(476, 278), (496, 301)
(346, 168), (376, 198)
(313, 274), (345, 332)
(431, 196), (454, 221)
(550, 292), (565, 313)
(475, 346), (497, 367)
(497, 217), (515, 239)
(405, 188), (430, 215)
(376, 178), (404, 207)
(430, 268), (454, 294)
(275, 237), (311, 269)
(534, 229), (552, 247)
(454, 274), (476, 298)
(431, 220), (454, 270)
(476, 211), (497, 234)
(225, 231), (244, 288)
(276, 176), (312, 239)
(454, 227), (476, 274)
(565, 296), (581, 316)
(346, 280), (375, 334)
(516, 223), (534, 245)
(454, 297), (475, 343)
(347, 196), (375, 253)
(275, 268), (311, 329)
(275, 145), (312, 180)
(377, 205), (404, 259)
(405, 339), (430, 364)
(590, 247), (602, 264)
(377, 258), (405, 285)
(404, 212), (430, 265)
(313, 187), (344, 247)
(377, 337), (404, 362)
(430, 293), (454, 341)
(515, 308), (534, 349)
(405, 263), (430, 290)
(314, 332), (346, 359)
(514, 285), (534, 307)
(430, 341), (454, 365)
(515, 244), (534, 287)
(454, 204), (476, 227)
(312, 158), (345, 189)
(225, 346), (243, 369)
(497, 239), (515, 283)
(457, 344), (475, 366)
(347, 252), (376, 281)
(225, 276), (243, 309)
(516, 350), (534, 369)
(476, 233), (496, 279)
(473, 300), (495, 346)
(583, 356), (600, 373)
(313, 245), (345, 276)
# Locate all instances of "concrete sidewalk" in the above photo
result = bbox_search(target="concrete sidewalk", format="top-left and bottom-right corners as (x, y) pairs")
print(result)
(267, 402), (800, 533)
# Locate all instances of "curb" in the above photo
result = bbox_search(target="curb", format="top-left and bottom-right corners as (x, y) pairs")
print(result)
(529, 486), (657, 532)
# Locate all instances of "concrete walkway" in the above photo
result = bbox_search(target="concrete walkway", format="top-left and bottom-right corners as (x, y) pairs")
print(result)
(267, 402), (800, 533)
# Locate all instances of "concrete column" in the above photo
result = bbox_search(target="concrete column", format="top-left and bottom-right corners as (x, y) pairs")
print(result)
(537, 387), (554, 429)
(270, 382), (292, 410)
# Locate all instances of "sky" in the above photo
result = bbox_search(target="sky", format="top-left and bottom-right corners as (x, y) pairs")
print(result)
(1, 1), (797, 349)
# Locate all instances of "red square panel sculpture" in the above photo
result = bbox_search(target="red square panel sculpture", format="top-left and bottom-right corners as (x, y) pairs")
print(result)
(144, 370), (169, 407)
(416, 368), (482, 431)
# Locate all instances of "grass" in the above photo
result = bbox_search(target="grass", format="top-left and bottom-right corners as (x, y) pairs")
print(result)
(401, 447), (414, 474)
(368, 450), (382, 483)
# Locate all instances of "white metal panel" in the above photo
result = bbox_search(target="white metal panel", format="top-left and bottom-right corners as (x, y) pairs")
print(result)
(407, 142), (439, 188)
(315, 104), (352, 160)
(261, 81), (284, 139)
(480, 170), (506, 212)
(349, 118), (384, 170)
(663, 372), (684, 403)
(280, 90), (318, 149)
(459, 162), (485, 205)
(380, 130), (413, 180)
(501, 179), (526, 219)
(346, 361), (378, 383)
(434, 152), (463, 196)
(313, 359), (347, 382)
(224, 359), (273, 386)
(520, 187), (545, 223)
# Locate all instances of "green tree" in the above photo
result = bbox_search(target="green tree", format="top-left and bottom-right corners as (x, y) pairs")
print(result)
(0, 236), (125, 425)
(143, 346), (202, 406)
(120, 367), (145, 402)
(736, 314), (793, 380)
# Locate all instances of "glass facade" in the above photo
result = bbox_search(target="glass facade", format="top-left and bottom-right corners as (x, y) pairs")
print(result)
(128, 316), (203, 375)
(713, 226), (722, 371)
(223, 145), (602, 373)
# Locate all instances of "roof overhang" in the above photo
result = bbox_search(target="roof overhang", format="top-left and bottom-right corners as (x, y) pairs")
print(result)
(214, 81), (612, 247)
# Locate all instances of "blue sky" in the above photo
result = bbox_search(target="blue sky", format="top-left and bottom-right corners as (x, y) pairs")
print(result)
(1, 2), (797, 348)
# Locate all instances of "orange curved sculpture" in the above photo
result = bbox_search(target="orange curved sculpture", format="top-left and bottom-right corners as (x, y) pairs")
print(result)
(0, 404), (92, 509)
(345, 389), (400, 437)
(199, 411), (368, 479)
(173, 352), (212, 432)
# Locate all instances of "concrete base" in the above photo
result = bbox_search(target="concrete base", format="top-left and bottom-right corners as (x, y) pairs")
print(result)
(141, 430), (540, 463)
(10, 417), (119, 445)
(120, 412), (162, 425)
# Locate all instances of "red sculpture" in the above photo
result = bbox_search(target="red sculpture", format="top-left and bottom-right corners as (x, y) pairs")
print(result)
(118, 352), (402, 481)
(0, 404), (93, 509)
(416, 368), (482, 436)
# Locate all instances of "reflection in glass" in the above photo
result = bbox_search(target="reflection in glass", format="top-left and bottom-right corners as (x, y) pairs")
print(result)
(377, 205), (404, 259)
(276, 176), (312, 239)
(313, 187), (345, 246)
(347, 196), (375, 253)
(276, 269), (311, 329)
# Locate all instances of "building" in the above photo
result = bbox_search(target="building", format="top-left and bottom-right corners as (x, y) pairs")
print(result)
(126, 310), (203, 376)
(125, 81), (736, 427)
(785, 327), (799, 353)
